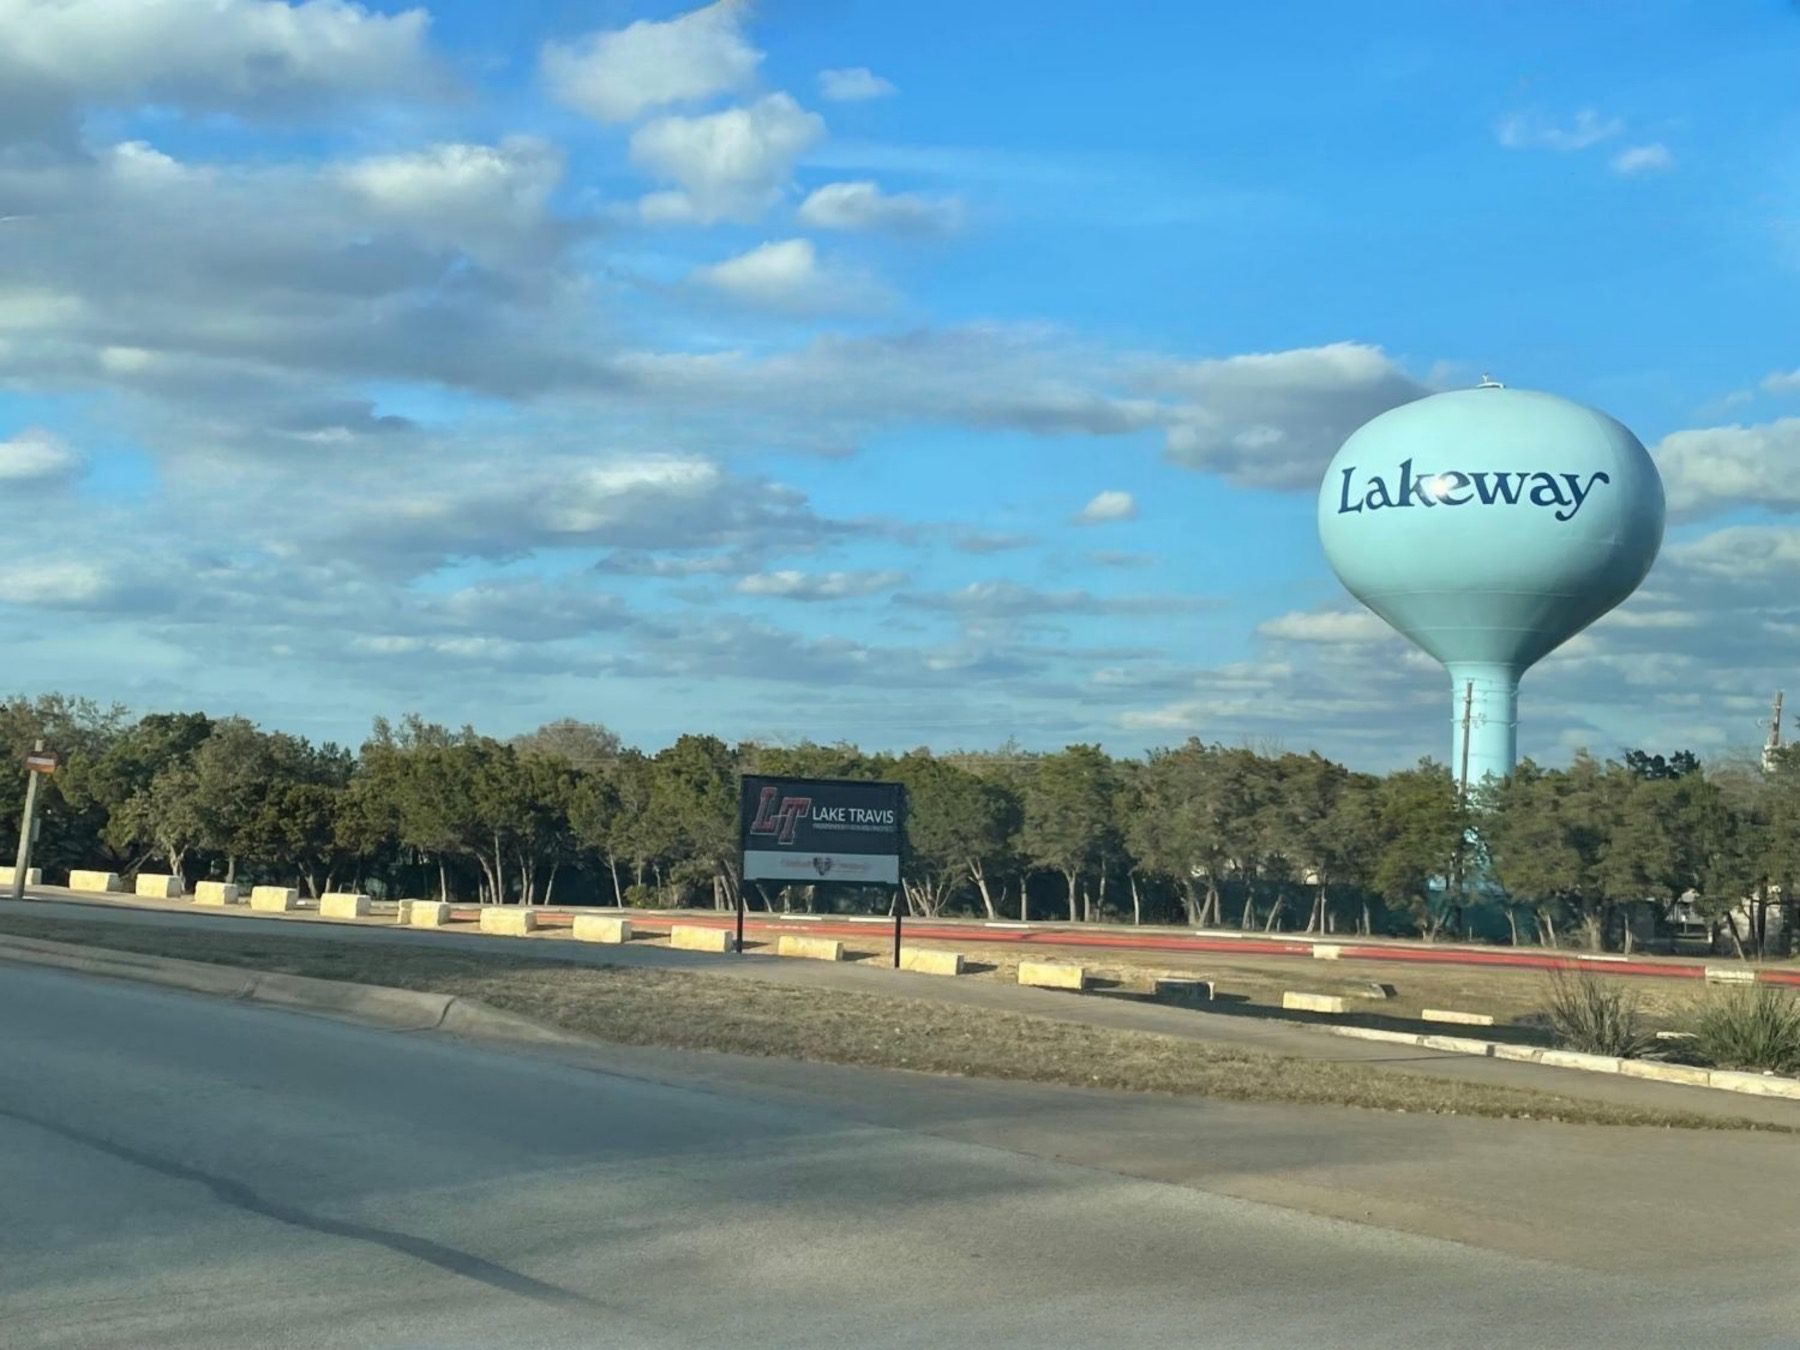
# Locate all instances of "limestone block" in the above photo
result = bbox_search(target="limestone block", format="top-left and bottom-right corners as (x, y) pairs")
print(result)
(1704, 965), (1757, 985)
(193, 881), (240, 906)
(1422, 1008), (1496, 1026)
(68, 870), (122, 893)
(478, 907), (538, 936)
(775, 934), (844, 961)
(572, 915), (633, 944)
(1282, 991), (1348, 1014)
(0, 866), (42, 887)
(1018, 960), (1086, 990)
(135, 873), (184, 899)
(1153, 976), (1214, 1001)
(1538, 1048), (1622, 1073)
(899, 948), (965, 976)
(249, 886), (299, 912)
(319, 892), (371, 919)
(409, 901), (452, 928)
(1619, 1059), (1713, 1088)
(669, 924), (733, 952)
(1706, 1069), (1800, 1099)
(1312, 944), (1344, 960)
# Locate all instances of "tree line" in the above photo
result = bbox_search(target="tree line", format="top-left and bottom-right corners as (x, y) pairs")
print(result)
(2, 693), (1793, 956)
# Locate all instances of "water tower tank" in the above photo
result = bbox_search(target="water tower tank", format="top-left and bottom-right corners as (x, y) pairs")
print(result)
(1316, 383), (1664, 785)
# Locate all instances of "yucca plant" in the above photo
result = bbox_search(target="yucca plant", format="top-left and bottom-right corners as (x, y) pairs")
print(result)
(1541, 968), (1652, 1058)
(1692, 985), (1800, 1076)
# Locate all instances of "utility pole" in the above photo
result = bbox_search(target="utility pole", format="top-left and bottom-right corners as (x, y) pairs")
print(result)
(12, 739), (49, 904)
(1458, 680), (1474, 798)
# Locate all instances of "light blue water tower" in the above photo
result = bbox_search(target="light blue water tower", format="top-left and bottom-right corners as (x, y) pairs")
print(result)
(1317, 382), (1665, 786)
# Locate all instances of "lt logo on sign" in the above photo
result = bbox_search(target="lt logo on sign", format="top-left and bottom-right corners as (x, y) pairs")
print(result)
(748, 787), (812, 845)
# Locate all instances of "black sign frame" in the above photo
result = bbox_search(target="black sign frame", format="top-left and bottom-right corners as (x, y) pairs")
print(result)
(737, 774), (908, 965)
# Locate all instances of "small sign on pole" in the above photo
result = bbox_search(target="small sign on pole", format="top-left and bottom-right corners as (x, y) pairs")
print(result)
(12, 740), (50, 903)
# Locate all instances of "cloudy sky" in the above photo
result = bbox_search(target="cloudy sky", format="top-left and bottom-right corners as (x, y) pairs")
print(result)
(1, 0), (1798, 767)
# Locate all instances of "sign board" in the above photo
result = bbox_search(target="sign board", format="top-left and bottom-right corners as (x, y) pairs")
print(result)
(24, 752), (57, 774)
(739, 775), (904, 887)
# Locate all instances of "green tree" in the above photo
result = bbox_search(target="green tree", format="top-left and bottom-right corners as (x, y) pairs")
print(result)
(1022, 744), (1116, 922)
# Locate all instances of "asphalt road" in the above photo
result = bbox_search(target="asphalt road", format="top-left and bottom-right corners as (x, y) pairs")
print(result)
(2, 964), (1796, 1348)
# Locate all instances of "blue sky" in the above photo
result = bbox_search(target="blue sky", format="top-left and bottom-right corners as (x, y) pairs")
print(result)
(1, 0), (1799, 767)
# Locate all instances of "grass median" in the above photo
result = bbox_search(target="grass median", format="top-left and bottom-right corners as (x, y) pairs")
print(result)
(0, 912), (1781, 1131)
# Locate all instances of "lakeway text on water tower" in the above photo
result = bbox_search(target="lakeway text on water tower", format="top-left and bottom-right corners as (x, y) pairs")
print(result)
(1333, 459), (1611, 522)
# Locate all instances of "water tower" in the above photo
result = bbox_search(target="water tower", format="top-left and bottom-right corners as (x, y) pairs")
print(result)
(1317, 382), (1665, 786)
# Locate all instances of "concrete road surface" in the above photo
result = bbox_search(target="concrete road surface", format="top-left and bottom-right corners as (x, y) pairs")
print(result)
(0, 963), (1794, 1348)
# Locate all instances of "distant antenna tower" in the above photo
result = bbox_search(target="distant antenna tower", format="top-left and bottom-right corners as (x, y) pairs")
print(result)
(1765, 690), (1785, 772)
(1477, 373), (1505, 389)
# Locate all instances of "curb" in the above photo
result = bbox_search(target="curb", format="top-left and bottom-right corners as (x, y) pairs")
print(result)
(1318, 1021), (1800, 1101)
(0, 933), (585, 1049)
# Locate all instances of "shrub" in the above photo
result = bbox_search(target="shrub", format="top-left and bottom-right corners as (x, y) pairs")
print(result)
(622, 884), (670, 909)
(1541, 968), (1652, 1058)
(1691, 986), (1800, 1076)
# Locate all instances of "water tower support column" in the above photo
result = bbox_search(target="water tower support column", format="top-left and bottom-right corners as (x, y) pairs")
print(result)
(1445, 663), (1518, 791)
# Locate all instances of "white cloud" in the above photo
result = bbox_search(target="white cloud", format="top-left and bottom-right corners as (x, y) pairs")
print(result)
(338, 137), (563, 245)
(0, 0), (441, 133)
(1653, 417), (1800, 517)
(818, 67), (895, 102)
(1257, 609), (1397, 644)
(0, 428), (81, 484)
(693, 238), (882, 313)
(1667, 525), (1800, 580)
(541, 1), (758, 124)
(796, 180), (963, 236)
(631, 93), (826, 224)
(903, 580), (1201, 620)
(0, 559), (119, 607)
(1611, 143), (1673, 176)
(1074, 490), (1137, 524)
(1155, 342), (1428, 489)
(1763, 368), (1800, 396)
(735, 569), (907, 600)
(1495, 108), (1624, 152)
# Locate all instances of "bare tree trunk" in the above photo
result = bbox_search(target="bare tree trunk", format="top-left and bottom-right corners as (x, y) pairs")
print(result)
(1361, 897), (1372, 936)
(606, 854), (622, 906)
(969, 861), (998, 919)
(1725, 911), (1748, 961)
(544, 860), (561, 907)
(1506, 908), (1520, 947)
(1064, 868), (1078, 923)
(1019, 873), (1029, 922)
(438, 857), (449, 902)
(1129, 872), (1142, 926)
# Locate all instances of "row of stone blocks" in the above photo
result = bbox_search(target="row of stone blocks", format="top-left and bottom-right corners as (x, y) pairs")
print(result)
(0, 866), (42, 886)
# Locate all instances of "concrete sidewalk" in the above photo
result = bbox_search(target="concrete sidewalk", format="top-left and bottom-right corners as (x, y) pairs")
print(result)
(5, 893), (1799, 1126)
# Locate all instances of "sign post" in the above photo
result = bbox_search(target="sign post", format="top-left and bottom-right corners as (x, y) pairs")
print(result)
(12, 740), (55, 904)
(739, 775), (907, 965)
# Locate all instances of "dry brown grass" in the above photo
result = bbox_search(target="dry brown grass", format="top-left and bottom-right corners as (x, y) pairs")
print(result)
(0, 912), (1774, 1131)
(829, 933), (1713, 1031)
